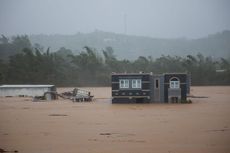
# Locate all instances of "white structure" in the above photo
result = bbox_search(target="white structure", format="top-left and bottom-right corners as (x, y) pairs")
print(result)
(0, 85), (56, 99)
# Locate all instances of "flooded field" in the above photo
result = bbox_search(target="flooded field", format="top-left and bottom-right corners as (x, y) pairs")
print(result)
(0, 86), (230, 153)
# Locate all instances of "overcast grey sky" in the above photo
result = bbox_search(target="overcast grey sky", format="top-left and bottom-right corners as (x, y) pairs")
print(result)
(0, 0), (230, 38)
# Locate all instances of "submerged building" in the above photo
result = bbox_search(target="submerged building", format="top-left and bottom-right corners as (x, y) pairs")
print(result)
(0, 85), (56, 100)
(111, 73), (190, 103)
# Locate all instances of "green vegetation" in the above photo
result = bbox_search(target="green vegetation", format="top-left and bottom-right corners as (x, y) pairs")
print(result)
(181, 99), (192, 104)
(0, 35), (230, 86)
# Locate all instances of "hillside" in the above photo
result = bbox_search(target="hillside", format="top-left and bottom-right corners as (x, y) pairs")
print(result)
(29, 30), (230, 59)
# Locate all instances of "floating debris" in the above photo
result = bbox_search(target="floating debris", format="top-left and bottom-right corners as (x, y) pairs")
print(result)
(188, 95), (208, 98)
(100, 133), (112, 135)
(48, 114), (68, 116)
(0, 148), (18, 153)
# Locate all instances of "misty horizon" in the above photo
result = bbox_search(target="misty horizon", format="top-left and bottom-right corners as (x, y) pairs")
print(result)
(2, 29), (230, 40)
(1, 0), (230, 39)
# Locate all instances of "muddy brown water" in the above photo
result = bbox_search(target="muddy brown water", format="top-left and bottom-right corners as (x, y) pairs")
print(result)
(0, 86), (230, 153)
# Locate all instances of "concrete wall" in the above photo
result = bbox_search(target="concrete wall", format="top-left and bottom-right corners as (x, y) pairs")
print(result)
(0, 87), (51, 97)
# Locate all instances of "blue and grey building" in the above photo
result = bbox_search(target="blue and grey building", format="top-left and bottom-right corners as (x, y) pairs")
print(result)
(111, 72), (190, 103)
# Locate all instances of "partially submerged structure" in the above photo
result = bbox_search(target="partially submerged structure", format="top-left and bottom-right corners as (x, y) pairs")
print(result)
(111, 73), (190, 103)
(0, 85), (94, 102)
(0, 85), (56, 100)
(61, 88), (94, 102)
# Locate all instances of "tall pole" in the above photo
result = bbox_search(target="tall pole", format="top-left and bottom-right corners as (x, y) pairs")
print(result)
(124, 13), (127, 35)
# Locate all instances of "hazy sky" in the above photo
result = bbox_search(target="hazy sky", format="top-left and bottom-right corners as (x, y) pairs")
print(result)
(0, 0), (230, 38)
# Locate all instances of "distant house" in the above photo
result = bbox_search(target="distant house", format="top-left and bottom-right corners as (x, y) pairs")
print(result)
(111, 73), (190, 103)
(0, 85), (56, 100)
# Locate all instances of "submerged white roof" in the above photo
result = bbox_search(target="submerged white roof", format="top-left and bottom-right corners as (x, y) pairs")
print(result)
(0, 85), (55, 88)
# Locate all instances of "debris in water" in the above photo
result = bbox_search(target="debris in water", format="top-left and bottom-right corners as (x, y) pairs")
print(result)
(0, 148), (18, 153)
(48, 114), (68, 116)
(100, 133), (112, 135)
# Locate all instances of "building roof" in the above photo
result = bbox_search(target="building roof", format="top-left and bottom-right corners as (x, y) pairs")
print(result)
(111, 72), (150, 75)
(112, 72), (188, 76)
(0, 85), (55, 88)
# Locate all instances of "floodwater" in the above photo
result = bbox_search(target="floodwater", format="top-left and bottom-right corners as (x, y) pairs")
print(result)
(0, 86), (230, 153)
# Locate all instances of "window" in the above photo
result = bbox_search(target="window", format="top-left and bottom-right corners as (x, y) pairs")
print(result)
(132, 79), (142, 89)
(170, 78), (180, 88)
(119, 79), (129, 88)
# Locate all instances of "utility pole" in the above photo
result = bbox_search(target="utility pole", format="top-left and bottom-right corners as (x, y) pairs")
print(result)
(124, 13), (127, 35)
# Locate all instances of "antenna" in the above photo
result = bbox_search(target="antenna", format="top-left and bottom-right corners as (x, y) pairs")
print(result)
(124, 13), (127, 35)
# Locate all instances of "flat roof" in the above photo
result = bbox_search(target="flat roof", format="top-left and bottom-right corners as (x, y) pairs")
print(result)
(0, 85), (55, 88)
(111, 73), (150, 75)
(112, 72), (187, 76)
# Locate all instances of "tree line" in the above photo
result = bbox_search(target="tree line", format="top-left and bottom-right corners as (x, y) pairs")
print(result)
(0, 35), (230, 86)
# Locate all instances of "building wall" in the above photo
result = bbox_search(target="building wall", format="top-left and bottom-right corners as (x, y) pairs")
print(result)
(111, 74), (151, 103)
(164, 73), (187, 102)
(186, 74), (191, 94)
(0, 87), (52, 97)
